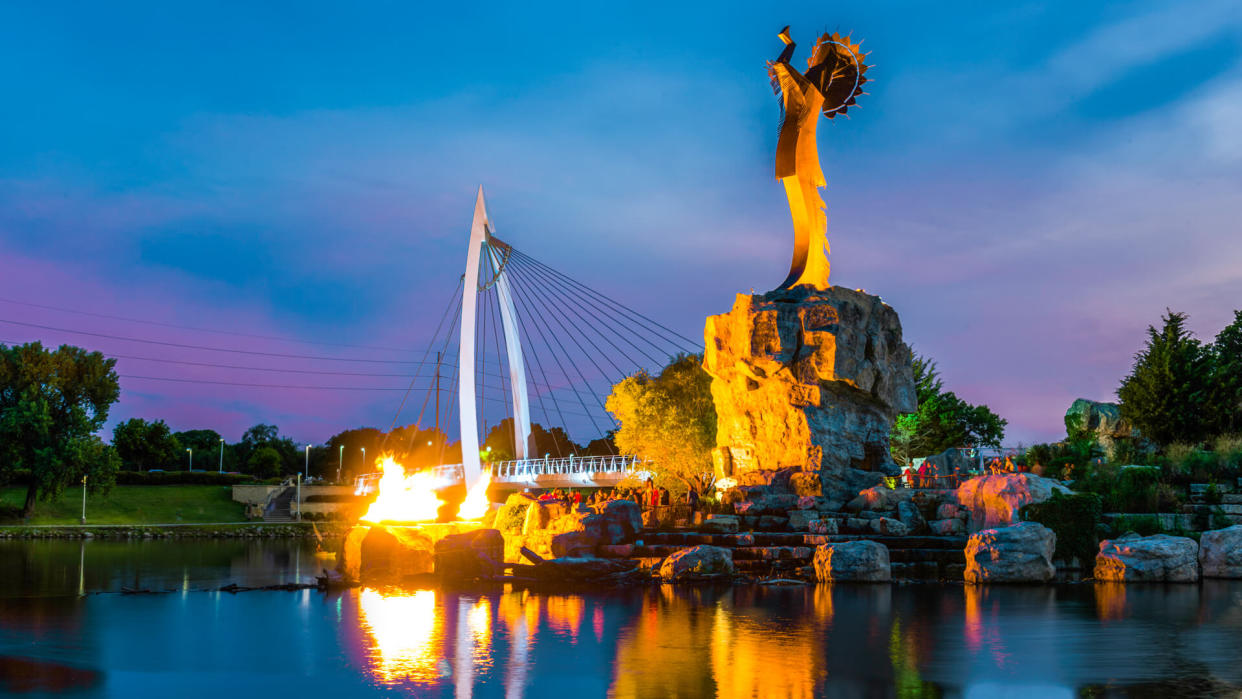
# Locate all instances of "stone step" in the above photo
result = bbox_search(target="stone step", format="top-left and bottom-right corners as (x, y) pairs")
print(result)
(891, 561), (966, 581)
(1222, 494), (1242, 505)
(888, 548), (966, 564)
(640, 531), (966, 550)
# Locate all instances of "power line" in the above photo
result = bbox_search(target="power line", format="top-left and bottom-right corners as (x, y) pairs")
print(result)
(0, 318), (467, 366)
(0, 296), (423, 353)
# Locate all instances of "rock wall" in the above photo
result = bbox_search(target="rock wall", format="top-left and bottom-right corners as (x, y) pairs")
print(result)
(703, 285), (915, 500)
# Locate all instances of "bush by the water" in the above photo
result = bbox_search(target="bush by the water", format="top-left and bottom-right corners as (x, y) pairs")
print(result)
(1021, 491), (1102, 565)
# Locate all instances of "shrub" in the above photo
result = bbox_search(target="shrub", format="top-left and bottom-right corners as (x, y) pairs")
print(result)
(494, 503), (529, 534)
(1205, 482), (1223, 506)
(1021, 492), (1103, 565)
(115, 470), (252, 486)
(1110, 514), (1163, 537)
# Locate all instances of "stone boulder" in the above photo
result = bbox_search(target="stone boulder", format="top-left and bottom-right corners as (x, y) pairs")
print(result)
(591, 499), (643, 543)
(929, 518), (965, 536)
(808, 518), (839, 535)
(896, 500), (927, 534)
(1095, 534), (1199, 582)
(1065, 398), (1141, 460)
(492, 493), (535, 535)
(1198, 525), (1242, 578)
(735, 493), (800, 516)
(659, 545), (735, 581)
(434, 528), (503, 581)
(701, 514), (741, 534)
(787, 509), (819, 531)
(547, 511), (606, 558)
(846, 485), (908, 513)
(348, 523), (484, 581)
(813, 540), (891, 582)
(963, 522), (1056, 584)
(921, 448), (974, 483)
(870, 517), (908, 536)
(703, 286), (916, 502)
(956, 474), (1072, 532)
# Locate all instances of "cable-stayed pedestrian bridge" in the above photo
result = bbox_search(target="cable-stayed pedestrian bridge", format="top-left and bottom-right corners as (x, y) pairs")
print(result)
(365, 187), (700, 492)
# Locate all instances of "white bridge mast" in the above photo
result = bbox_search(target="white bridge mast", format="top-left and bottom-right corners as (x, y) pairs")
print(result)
(458, 187), (532, 486)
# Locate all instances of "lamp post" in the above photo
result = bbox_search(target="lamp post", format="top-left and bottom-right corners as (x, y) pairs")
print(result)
(80, 474), (87, 525)
(361, 447), (366, 471)
(337, 444), (343, 483)
(218, 438), (225, 473)
(186, 447), (192, 471)
(304, 444), (310, 480)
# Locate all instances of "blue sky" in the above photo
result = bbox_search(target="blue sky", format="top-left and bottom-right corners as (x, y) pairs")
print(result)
(2, 0), (1241, 446)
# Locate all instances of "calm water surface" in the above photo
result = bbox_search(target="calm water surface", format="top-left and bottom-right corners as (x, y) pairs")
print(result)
(1, 539), (1241, 698)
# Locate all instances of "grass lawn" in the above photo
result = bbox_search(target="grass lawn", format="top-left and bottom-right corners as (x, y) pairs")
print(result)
(0, 485), (248, 525)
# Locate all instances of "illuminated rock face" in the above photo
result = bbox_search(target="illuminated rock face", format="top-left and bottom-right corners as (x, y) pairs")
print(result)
(339, 522), (485, 582)
(956, 474), (1071, 533)
(1095, 534), (1200, 582)
(704, 286), (915, 500)
(963, 522), (1056, 584)
(812, 540), (891, 582)
(1199, 525), (1242, 578)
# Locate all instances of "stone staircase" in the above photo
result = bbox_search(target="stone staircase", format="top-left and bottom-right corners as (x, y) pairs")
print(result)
(599, 530), (967, 581)
(263, 486), (297, 523)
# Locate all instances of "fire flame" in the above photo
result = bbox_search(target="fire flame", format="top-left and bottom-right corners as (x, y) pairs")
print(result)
(360, 455), (492, 523)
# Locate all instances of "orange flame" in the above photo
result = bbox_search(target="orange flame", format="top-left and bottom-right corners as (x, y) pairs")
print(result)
(360, 455), (492, 523)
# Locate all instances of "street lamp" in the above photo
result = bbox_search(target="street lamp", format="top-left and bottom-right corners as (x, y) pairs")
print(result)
(186, 448), (192, 471)
(80, 474), (88, 525)
(361, 446), (366, 470)
(338, 444), (343, 483)
(218, 438), (225, 474)
(304, 444), (310, 479)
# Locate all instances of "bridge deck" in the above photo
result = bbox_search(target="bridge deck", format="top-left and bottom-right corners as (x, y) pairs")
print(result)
(354, 455), (645, 494)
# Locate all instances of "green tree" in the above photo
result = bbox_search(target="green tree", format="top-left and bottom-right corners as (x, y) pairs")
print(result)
(238, 423), (298, 475)
(247, 446), (283, 479)
(893, 353), (1007, 459)
(0, 342), (121, 517)
(1210, 310), (1242, 435)
(1118, 310), (1214, 445)
(113, 418), (182, 471)
(605, 353), (716, 491)
(174, 429), (229, 469)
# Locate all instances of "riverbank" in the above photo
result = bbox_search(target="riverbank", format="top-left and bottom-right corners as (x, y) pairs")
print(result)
(0, 521), (353, 539)
(0, 485), (247, 525)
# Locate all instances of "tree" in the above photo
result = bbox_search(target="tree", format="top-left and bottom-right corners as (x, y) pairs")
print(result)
(1210, 310), (1242, 435)
(605, 354), (716, 492)
(0, 342), (121, 517)
(247, 446), (283, 479)
(1118, 310), (1214, 445)
(893, 353), (1007, 460)
(238, 423), (298, 475)
(113, 418), (182, 471)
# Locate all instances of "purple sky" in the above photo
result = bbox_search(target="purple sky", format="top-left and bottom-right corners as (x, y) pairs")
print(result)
(2, 1), (1241, 447)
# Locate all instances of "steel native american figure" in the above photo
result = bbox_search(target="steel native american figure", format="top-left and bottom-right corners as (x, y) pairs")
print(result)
(768, 27), (869, 290)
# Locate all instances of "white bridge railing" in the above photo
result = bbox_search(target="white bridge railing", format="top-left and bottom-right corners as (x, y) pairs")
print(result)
(354, 454), (645, 495)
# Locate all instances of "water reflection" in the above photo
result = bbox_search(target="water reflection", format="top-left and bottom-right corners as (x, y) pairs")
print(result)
(3, 541), (1242, 698)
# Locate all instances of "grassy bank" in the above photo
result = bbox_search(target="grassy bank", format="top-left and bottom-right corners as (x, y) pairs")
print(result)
(0, 485), (247, 525)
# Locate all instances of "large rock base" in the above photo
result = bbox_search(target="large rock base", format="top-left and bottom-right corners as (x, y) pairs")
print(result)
(339, 522), (485, 582)
(1095, 534), (1200, 582)
(964, 522), (1056, 584)
(703, 286), (915, 502)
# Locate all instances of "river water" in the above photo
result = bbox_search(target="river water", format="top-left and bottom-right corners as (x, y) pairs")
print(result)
(1, 539), (1241, 698)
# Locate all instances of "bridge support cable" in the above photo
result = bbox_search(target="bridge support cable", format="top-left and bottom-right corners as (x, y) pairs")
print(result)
(506, 251), (694, 368)
(507, 253), (666, 372)
(398, 288), (464, 455)
(384, 274), (464, 441)
(501, 260), (625, 448)
(500, 250), (616, 445)
(506, 255), (655, 379)
(507, 247), (700, 354)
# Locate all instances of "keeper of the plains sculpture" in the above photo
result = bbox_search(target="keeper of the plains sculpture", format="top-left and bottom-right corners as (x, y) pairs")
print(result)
(702, 27), (914, 502)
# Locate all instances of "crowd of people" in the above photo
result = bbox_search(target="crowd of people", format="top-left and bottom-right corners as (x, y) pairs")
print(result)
(531, 478), (704, 516)
(901, 454), (1029, 489)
